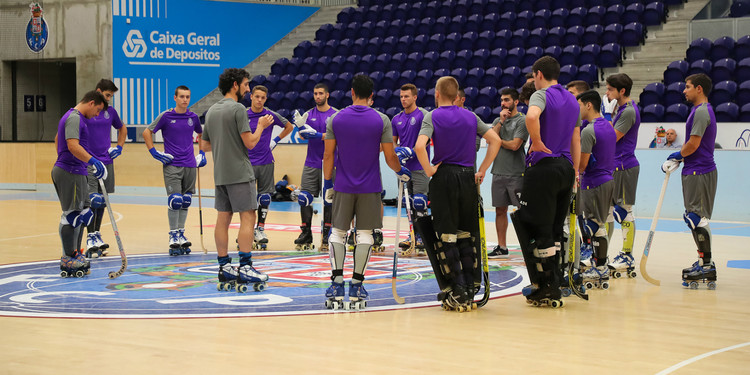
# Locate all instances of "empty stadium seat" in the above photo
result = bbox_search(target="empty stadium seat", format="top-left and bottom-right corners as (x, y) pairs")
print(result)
(580, 44), (601, 66)
(664, 103), (689, 122)
(582, 24), (603, 45)
(603, 4), (625, 26)
(712, 58), (737, 82)
(641, 104), (665, 122)
(640, 82), (666, 107)
(741, 103), (750, 121)
(623, 3), (644, 24)
(715, 102), (739, 122)
(712, 36), (735, 61)
(735, 35), (750, 60)
(550, 8), (571, 28)
(689, 59), (713, 75)
(576, 64), (598, 85)
(563, 25), (585, 46)
(686, 38), (712, 62)
(602, 23), (623, 45)
(664, 82), (686, 107)
(711, 80), (737, 106)
(559, 65), (578, 85)
(643, 2), (666, 26)
(560, 45), (581, 67)
(663, 60), (689, 85)
(621, 22), (645, 47)
(738, 80), (750, 106)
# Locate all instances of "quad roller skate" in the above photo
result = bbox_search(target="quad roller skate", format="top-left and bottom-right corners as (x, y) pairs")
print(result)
(253, 227), (268, 250)
(609, 252), (636, 279)
(217, 263), (238, 291)
(579, 243), (594, 269)
(371, 229), (384, 253)
(95, 232), (109, 256)
(345, 229), (356, 252)
(324, 281), (345, 310)
(60, 251), (91, 278)
(560, 271), (587, 297)
(319, 225), (331, 253)
(236, 264), (268, 292)
(438, 285), (471, 312)
(85, 233), (101, 258)
(682, 261), (717, 290)
(168, 230), (183, 256)
(523, 284), (564, 308)
(581, 265), (610, 290)
(345, 282), (368, 311)
(178, 229), (191, 255)
(294, 228), (315, 251)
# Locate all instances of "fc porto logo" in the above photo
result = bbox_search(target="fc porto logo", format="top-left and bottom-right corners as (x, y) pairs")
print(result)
(26, 3), (48, 53)
(410, 117), (417, 125)
(188, 118), (194, 126)
(104, 110), (111, 120)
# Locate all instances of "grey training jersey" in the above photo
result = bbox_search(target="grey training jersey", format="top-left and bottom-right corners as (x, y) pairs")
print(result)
(491, 112), (528, 176)
(202, 98), (254, 185)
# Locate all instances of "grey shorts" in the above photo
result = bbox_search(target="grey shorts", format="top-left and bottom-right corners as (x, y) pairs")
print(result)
(491, 174), (522, 207)
(87, 163), (115, 194)
(52, 166), (89, 212)
(612, 165), (639, 206)
(300, 166), (322, 196)
(215, 181), (258, 213)
(253, 163), (275, 195)
(682, 170), (717, 219)
(332, 191), (383, 230)
(409, 169), (429, 196)
(581, 179), (615, 223)
(163, 165), (196, 195)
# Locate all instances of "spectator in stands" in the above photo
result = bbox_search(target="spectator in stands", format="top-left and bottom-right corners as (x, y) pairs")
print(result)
(660, 128), (681, 149)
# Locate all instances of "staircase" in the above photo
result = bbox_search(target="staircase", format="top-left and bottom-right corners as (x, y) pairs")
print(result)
(191, 5), (350, 115)
(604, 0), (710, 98)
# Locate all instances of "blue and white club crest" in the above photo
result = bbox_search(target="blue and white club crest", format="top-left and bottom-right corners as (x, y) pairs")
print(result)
(188, 118), (194, 126)
(26, 3), (48, 53)
(104, 111), (110, 119)
(410, 117), (417, 125)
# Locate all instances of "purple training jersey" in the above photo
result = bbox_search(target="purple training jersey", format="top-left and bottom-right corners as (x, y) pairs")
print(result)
(419, 106), (490, 168)
(149, 109), (202, 168)
(612, 100), (641, 171)
(326, 105), (392, 194)
(526, 85), (580, 167)
(683, 103), (717, 176)
(84, 107), (123, 165)
(247, 107), (288, 166)
(54, 108), (89, 175)
(303, 106), (337, 169)
(581, 117), (616, 189)
(392, 107), (430, 171)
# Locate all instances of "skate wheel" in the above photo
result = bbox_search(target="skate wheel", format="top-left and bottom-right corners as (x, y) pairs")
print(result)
(561, 288), (571, 297)
(332, 302), (340, 311)
(601, 282), (609, 290)
(343, 301), (351, 310)
(584, 282), (594, 290)
(324, 300), (331, 308)
(237, 284), (248, 293)
(551, 300), (563, 308)
(217, 283), (223, 291)
(224, 283), (233, 292)
(531, 301), (541, 307)
(75, 270), (85, 278)
(689, 281), (699, 290)
(183, 248), (191, 255)
(628, 271), (637, 278)
(613, 271), (622, 279)
(253, 283), (265, 292)
(471, 302), (478, 310)
(60, 271), (68, 278)
(707, 281), (716, 290)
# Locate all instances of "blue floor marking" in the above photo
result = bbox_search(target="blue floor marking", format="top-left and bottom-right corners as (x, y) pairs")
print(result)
(727, 260), (750, 269)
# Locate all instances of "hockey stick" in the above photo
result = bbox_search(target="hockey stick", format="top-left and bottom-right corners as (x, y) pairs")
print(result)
(392, 180), (405, 304)
(197, 167), (207, 254)
(98, 179), (127, 279)
(400, 181), (416, 256)
(567, 186), (589, 300)
(476, 184), (490, 308)
(640, 170), (671, 286)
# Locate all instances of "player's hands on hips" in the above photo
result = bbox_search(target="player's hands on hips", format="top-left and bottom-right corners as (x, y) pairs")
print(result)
(108, 145), (122, 159)
(667, 151), (684, 161)
(394, 147), (414, 165)
(323, 179), (334, 206)
(396, 166), (411, 182)
(529, 140), (552, 154)
(149, 147), (174, 165)
(88, 157), (108, 180)
(270, 136), (282, 151)
(661, 159), (681, 174)
(195, 150), (207, 168)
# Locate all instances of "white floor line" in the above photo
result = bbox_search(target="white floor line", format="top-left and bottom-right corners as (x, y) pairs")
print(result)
(655, 341), (750, 375)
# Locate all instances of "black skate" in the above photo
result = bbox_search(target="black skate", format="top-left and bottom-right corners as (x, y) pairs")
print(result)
(682, 261), (717, 290)
(371, 229), (384, 253)
(294, 227), (315, 251)
(319, 225), (331, 253)
(438, 285), (471, 312)
(525, 284), (564, 308)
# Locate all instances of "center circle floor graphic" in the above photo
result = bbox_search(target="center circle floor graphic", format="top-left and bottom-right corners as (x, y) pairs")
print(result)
(0, 250), (527, 319)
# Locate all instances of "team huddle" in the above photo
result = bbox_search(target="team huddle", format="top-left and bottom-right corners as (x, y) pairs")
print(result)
(52, 55), (718, 310)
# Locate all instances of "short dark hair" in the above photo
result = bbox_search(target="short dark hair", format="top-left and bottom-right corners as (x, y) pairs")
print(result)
(686, 73), (712, 96)
(576, 90), (602, 112)
(519, 81), (536, 104)
(81, 90), (109, 110)
(500, 87), (519, 101)
(525, 72), (534, 79)
(252, 85), (268, 95)
(218, 68), (249, 96)
(606, 73), (633, 97)
(457, 87), (466, 98)
(313, 83), (329, 92)
(174, 85), (190, 96)
(532, 56), (560, 81)
(566, 80), (590, 94)
(400, 83), (418, 96)
(95, 79), (118, 93)
(351, 74), (374, 100)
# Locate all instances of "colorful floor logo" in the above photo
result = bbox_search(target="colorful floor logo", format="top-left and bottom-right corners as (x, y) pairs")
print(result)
(0, 252), (526, 319)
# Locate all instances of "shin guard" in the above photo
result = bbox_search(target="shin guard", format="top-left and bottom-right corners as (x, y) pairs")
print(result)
(511, 211), (541, 285)
(415, 216), (451, 292)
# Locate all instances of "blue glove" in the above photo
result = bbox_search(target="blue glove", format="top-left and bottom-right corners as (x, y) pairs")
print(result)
(300, 131), (323, 140)
(195, 150), (207, 168)
(149, 147), (174, 165)
(394, 147), (415, 164)
(270, 136), (282, 151)
(323, 179), (334, 206)
(88, 157), (108, 180)
(667, 151), (684, 161)
(108, 145), (122, 159)
(396, 166), (411, 182)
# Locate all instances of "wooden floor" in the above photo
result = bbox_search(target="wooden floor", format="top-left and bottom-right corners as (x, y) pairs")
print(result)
(1, 191), (749, 375)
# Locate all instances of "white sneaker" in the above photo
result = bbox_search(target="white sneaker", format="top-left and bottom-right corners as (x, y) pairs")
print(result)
(610, 252), (634, 271)
(169, 230), (181, 248)
(178, 228), (191, 248)
(86, 234), (98, 251)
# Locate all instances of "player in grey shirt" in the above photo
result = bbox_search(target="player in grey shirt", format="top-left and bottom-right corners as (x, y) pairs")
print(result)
(201, 68), (272, 291)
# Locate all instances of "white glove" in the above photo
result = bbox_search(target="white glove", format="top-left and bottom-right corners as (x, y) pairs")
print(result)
(661, 159), (681, 174)
(324, 188), (335, 204)
(299, 124), (317, 135)
(293, 110), (309, 128)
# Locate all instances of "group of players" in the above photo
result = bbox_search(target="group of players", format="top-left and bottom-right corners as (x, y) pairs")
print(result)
(52, 54), (718, 310)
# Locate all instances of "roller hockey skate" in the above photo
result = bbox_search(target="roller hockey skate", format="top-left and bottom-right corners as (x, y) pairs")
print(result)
(371, 229), (384, 253)
(178, 228), (192, 255)
(581, 265), (610, 290)
(682, 261), (717, 290)
(168, 230), (182, 256)
(95, 231), (109, 256)
(523, 283), (564, 308)
(579, 243), (594, 269)
(253, 226), (268, 250)
(345, 282), (369, 311)
(324, 281), (345, 310)
(560, 271), (586, 297)
(236, 264), (268, 292)
(60, 251), (91, 278)
(345, 229), (356, 251)
(216, 263), (238, 291)
(609, 252), (636, 279)
(438, 285), (472, 312)
(294, 227), (315, 251)
(85, 233), (100, 258)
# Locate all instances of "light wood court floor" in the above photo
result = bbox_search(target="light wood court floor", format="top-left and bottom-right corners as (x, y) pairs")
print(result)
(0, 191), (749, 374)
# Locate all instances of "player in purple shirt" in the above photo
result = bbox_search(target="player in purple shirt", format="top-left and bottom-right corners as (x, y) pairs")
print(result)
(414, 76), (501, 311)
(52, 91), (108, 277)
(322, 74), (410, 310)
(662, 73), (718, 288)
(392, 83), (430, 252)
(244, 85), (293, 249)
(291, 83), (337, 251)
(143, 85), (204, 255)
(512, 56), (581, 307)
(81, 79), (126, 258)
(605, 73), (641, 272)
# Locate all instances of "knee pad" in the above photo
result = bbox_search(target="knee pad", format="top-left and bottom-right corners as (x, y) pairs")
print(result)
(582, 219), (607, 238)
(412, 194), (428, 213)
(89, 193), (105, 209)
(297, 191), (314, 207)
(257, 193), (272, 208)
(612, 204), (633, 224)
(684, 211), (708, 230)
(62, 209), (94, 228)
(181, 193), (192, 208)
(168, 193), (183, 210)
(356, 230), (374, 245)
(533, 246), (557, 258)
(329, 228), (346, 244)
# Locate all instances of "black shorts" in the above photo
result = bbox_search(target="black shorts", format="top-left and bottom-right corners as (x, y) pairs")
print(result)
(428, 164), (479, 237)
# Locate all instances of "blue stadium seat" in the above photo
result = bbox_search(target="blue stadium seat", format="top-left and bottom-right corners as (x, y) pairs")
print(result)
(549, 8), (570, 28)
(602, 23), (623, 45)
(381, 36), (398, 55)
(712, 36), (735, 61)
(735, 35), (750, 61)
(499, 0), (516, 14)
(433, 16), (450, 35)
(663, 60), (689, 85)
(427, 34), (446, 52)
(517, 103), (529, 114)
(640, 82), (665, 106)
(603, 4), (625, 26)
(357, 54), (376, 73)
(466, 14), (482, 33)
(498, 11), (516, 30)
(737, 80), (750, 106)
(689, 59), (713, 75)
(404, 18), (419, 36)
(451, 68), (468, 85)
(308, 40), (324, 59)
(437, 50), (457, 70)
(621, 22), (645, 47)
(568, 7), (587, 27)
(545, 45), (563, 60)
(559, 65), (578, 85)
(476, 30), (494, 50)
(470, 0), (489, 16)
(715, 102), (739, 122)
(488, 48), (508, 69)
(586, 5), (606, 26)
(623, 3), (644, 24)
(419, 51), (438, 71)
(599, 43), (622, 68)
(334, 72), (353, 92)
(500, 66), (522, 88)
(474, 106), (493, 122)
(582, 24), (603, 45)
(415, 69), (433, 88)
(524, 47), (544, 67)
(297, 91), (313, 108)
(418, 17), (436, 36)
(400, 70), (417, 87)
(281, 92), (299, 109)
(264, 75), (279, 92)
(531, 9), (552, 30)
(455, 49), (473, 70)
(372, 53), (391, 72)
(275, 74), (292, 92)
(291, 74), (308, 92)
(294, 41), (312, 59)
(521, 65), (533, 77)
(336, 7), (354, 25)
(577, 64), (599, 85)
(511, 29), (530, 49)
(388, 53), (407, 72)
(330, 23), (346, 41)
(460, 31), (479, 51)
(477, 87), (498, 108)
(265, 91), (283, 109)
(448, 15), (467, 34)
(367, 71), (384, 86)
(357, 22), (373, 40)
(372, 20), (388, 39)
(580, 44), (601, 66)
(412, 34), (429, 53)
(515, 10), (533, 30)
(712, 58), (737, 82)
(323, 39), (338, 57)
(330, 56), (346, 74)
(342, 56), (359, 73)
(736, 57), (750, 83)
(374, 89), (392, 109)
(432, 68), (451, 86)
(316, 24), (333, 42)
(563, 26), (585, 46)
(731, 0), (750, 17)
(482, 66), (502, 87)
(396, 35), (414, 54)
(307, 73), (323, 87)
(560, 45), (581, 67)
(404, 52), (423, 72)
(741, 103), (750, 121)
(547, 26), (566, 48)
(664, 82), (686, 107)
(528, 28), (547, 48)
(641, 104), (665, 122)
(471, 48), (491, 69)
(643, 2), (666, 26)
(250, 75), (266, 88)
(464, 86), (479, 103)
(506, 47), (526, 68)
(466, 67), (485, 88)
(711, 81), (737, 106)
(494, 29), (512, 50)
(407, 2), (425, 19)
(664, 103), (689, 122)
(328, 90), (344, 108)
(686, 38), (712, 62)
(271, 58), (289, 76)
(481, 13), (501, 32)
(386, 106), (401, 118)
(386, 20), (404, 38)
